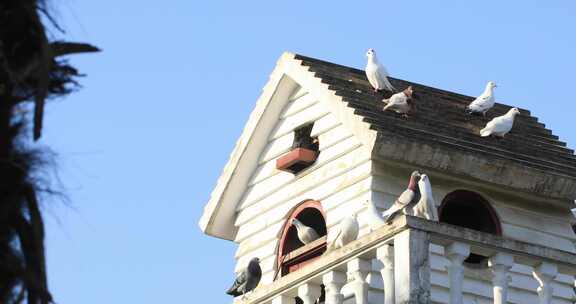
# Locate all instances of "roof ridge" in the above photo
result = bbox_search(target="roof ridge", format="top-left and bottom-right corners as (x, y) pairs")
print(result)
(295, 53), (533, 114)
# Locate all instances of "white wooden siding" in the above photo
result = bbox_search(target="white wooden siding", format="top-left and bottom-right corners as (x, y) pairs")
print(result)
(232, 90), (373, 285)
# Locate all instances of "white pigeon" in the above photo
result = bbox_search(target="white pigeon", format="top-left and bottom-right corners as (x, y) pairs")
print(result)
(328, 212), (359, 250)
(382, 86), (414, 117)
(412, 174), (439, 221)
(362, 199), (386, 231)
(479, 107), (520, 137)
(291, 218), (320, 244)
(382, 171), (421, 222)
(365, 48), (396, 92)
(466, 81), (497, 116)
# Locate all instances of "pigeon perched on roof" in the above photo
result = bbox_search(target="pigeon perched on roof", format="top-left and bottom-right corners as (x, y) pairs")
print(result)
(382, 86), (414, 118)
(466, 81), (497, 116)
(292, 218), (320, 244)
(479, 107), (520, 137)
(412, 174), (439, 221)
(328, 212), (359, 250)
(362, 199), (386, 231)
(365, 48), (395, 92)
(226, 257), (262, 298)
(382, 171), (421, 222)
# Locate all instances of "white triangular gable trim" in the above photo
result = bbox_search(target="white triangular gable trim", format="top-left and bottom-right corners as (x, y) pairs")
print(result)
(199, 52), (377, 240)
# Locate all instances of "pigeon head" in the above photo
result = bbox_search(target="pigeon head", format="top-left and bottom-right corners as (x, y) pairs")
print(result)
(366, 48), (375, 57)
(419, 174), (429, 183)
(250, 257), (260, 264)
(487, 81), (497, 89)
(408, 170), (421, 190)
(291, 218), (302, 226)
(350, 210), (359, 219)
(508, 107), (520, 116)
(404, 86), (414, 98)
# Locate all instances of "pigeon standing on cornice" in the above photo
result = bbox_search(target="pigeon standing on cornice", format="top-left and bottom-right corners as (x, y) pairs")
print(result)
(292, 218), (320, 244)
(382, 171), (421, 223)
(466, 81), (497, 116)
(365, 48), (396, 92)
(382, 86), (414, 118)
(363, 199), (386, 231)
(328, 212), (359, 250)
(226, 257), (262, 298)
(480, 107), (520, 137)
(412, 174), (439, 221)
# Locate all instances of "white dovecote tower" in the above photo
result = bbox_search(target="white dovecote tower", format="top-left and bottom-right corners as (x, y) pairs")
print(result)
(199, 52), (576, 304)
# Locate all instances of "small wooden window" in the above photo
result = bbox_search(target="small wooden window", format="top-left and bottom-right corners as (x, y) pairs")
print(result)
(276, 123), (319, 174)
(439, 190), (502, 265)
(276, 200), (327, 278)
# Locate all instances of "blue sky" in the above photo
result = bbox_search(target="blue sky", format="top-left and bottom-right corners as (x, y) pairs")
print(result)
(42, 1), (576, 303)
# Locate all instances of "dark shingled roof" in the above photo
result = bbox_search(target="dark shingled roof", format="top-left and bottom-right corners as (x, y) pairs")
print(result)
(295, 54), (576, 178)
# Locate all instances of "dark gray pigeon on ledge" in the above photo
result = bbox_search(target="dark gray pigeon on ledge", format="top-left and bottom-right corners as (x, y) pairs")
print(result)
(226, 257), (262, 298)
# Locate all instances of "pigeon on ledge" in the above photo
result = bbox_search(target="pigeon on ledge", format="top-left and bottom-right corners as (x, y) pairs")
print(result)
(363, 199), (386, 231)
(412, 174), (439, 221)
(466, 81), (497, 116)
(328, 212), (359, 250)
(480, 107), (520, 138)
(382, 86), (414, 118)
(382, 171), (421, 223)
(226, 257), (262, 298)
(365, 48), (395, 92)
(292, 218), (320, 244)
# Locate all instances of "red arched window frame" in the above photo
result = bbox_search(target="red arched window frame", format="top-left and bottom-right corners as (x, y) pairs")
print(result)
(275, 200), (327, 278)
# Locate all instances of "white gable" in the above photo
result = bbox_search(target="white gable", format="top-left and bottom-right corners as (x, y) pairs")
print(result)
(198, 52), (377, 240)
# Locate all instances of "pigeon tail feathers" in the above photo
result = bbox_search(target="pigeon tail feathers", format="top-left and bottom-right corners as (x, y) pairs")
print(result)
(480, 128), (491, 137)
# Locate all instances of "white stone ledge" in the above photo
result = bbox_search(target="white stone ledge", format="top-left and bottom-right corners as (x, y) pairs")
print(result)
(238, 215), (576, 304)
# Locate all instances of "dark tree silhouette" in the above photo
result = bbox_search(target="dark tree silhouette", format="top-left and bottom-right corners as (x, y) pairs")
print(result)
(0, 0), (98, 303)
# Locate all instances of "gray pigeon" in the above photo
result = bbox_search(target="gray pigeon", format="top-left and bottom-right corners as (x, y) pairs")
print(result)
(292, 218), (320, 244)
(382, 171), (421, 222)
(226, 257), (262, 297)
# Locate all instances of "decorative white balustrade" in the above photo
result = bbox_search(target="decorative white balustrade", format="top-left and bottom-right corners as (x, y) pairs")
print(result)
(239, 215), (576, 304)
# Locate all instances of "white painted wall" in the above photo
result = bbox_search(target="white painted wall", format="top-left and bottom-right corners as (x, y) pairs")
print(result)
(233, 87), (373, 284)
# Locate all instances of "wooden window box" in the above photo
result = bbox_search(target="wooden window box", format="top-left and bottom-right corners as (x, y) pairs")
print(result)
(276, 148), (318, 174)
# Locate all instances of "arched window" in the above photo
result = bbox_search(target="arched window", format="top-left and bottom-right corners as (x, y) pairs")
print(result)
(276, 200), (327, 278)
(439, 190), (502, 265)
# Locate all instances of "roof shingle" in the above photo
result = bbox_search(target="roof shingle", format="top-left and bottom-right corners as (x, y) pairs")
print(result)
(295, 54), (576, 178)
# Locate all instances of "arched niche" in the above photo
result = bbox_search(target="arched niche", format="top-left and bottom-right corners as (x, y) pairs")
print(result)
(439, 190), (502, 265)
(276, 200), (327, 278)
